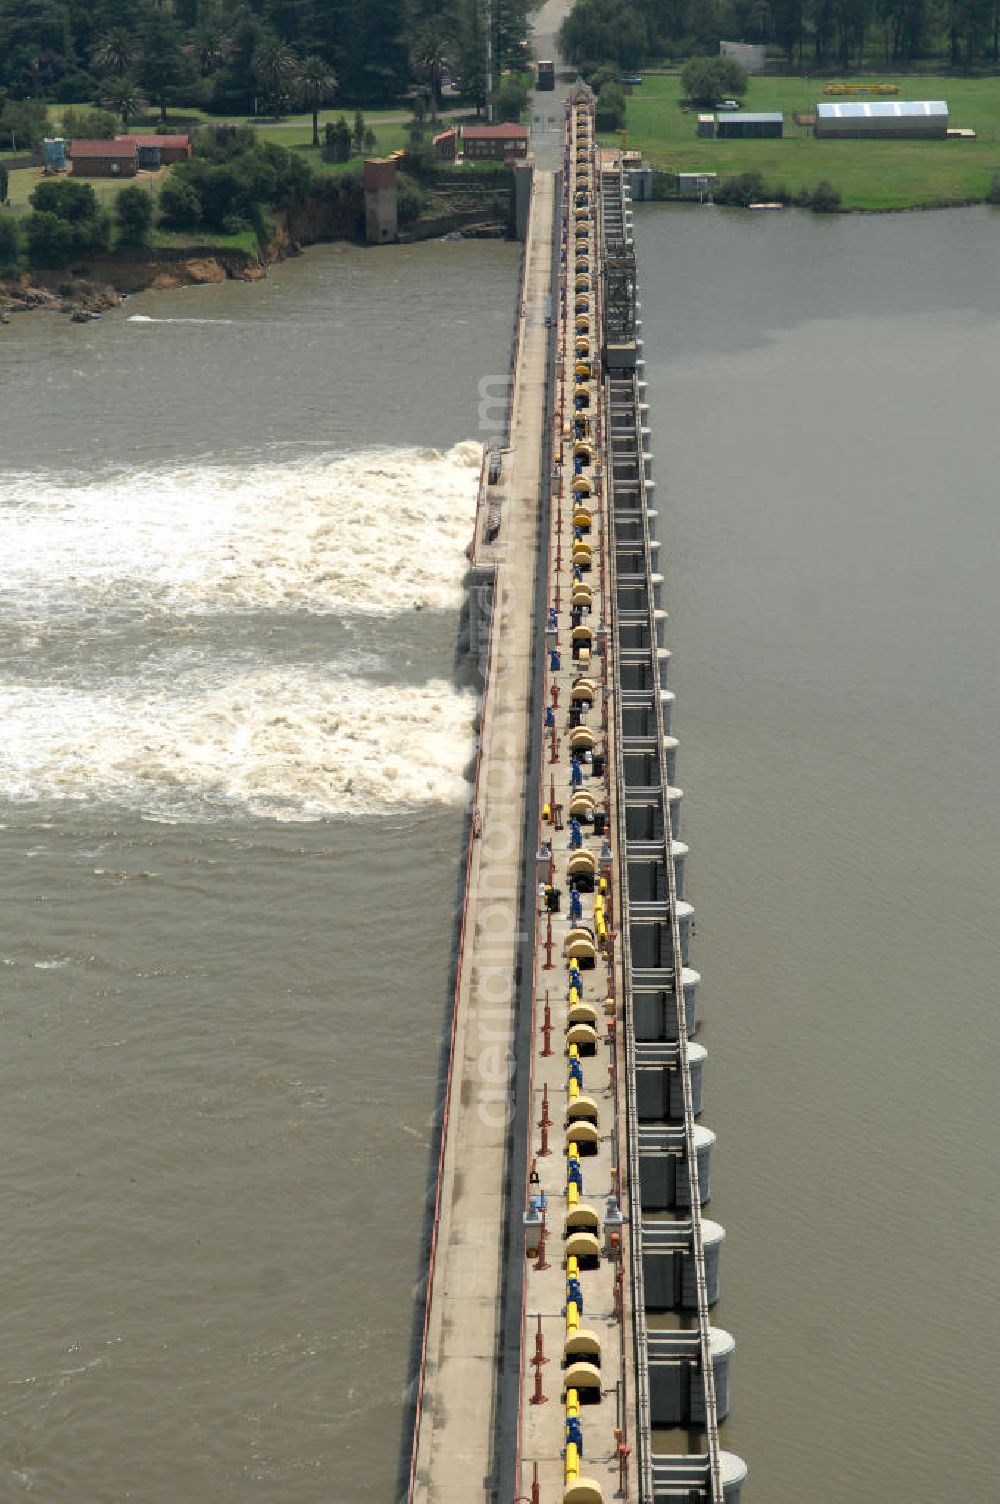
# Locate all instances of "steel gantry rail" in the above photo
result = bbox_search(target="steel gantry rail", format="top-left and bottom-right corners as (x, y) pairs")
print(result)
(600, 159), (724, 1504)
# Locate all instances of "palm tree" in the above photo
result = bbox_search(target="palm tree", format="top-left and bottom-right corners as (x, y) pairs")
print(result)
(194, 26), (232, 77)
(92, 27), (137, 76)
(409, 23), (456, 122)
(103, 78), (147, 133)
(252, 40), (301, 119)
(297, 55), (338, 146)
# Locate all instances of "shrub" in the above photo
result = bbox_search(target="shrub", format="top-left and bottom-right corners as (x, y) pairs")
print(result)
(25, 211), (76, 268)
(159, 175), (203, 229)
(595, 81), (626, 131)
(716, 171), (765, 207)
(397, 173), (424, 223)
(116, 185), (154, 246)
(0, 215), (20, 272)
(61, 107), (118, 140)
(324, 117), (352, 164)
(810, 180), (842, 213)
(587, 65), (621, 92)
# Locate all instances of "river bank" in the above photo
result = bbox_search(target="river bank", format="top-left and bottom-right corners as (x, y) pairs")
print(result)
(0, 175), (512, 323)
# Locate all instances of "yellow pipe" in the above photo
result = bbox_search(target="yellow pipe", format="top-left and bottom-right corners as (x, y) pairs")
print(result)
(565, 1440), (580, 1483)
(566, 1387), (580, 1419)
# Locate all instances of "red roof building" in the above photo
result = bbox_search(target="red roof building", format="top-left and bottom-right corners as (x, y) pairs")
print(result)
(69, 139), (139, 177)
(461, 123), (530, 160)
(119, 134), (193, 164)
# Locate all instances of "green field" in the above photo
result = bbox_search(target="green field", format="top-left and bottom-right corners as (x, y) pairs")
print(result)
(611, 72), (1000, 209)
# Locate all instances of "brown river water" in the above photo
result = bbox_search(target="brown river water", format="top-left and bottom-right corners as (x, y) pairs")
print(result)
(1, 207), (998, 1501)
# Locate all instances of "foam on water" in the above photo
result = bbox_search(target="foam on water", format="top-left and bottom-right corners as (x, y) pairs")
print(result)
(127, 314), (237, 325)
(0, 670), (474, 821)
(0, 443), (482, 617)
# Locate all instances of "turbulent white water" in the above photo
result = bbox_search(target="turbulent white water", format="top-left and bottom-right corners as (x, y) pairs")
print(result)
(0, 670), (475, 820)
(0, 442), (483, 819)
(0, 441), (482, 617)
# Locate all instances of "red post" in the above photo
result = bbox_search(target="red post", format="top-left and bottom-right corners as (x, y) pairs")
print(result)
(549, 727), (558, 765)
(530, 1362), (548, 1405)
(541, 994), (553, 1057)
(532, 1313), (548, 1367)
(543, 914), (554, 971)
(539, 1082), (552, 1128)
(548, 852), (555, 886)
(531, 1461), (541, 1504)
(554, 579), (561, 613)
(534, 1213), (550, 1272)
(539, 1119), (550, 1156)
(551, 683), (560, 709)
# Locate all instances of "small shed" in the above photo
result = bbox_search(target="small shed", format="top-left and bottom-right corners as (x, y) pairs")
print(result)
(696, 113), (715, 138)
(433, 127), (457, 161)
(720, 40), (766, 72)
(715, 112), (784, 139)
(677, 172), (718, 199)
(120, 133), (192, 166)
(69, 138), (139, 177)
(43, 138), (67, 172)
(461, 123), (530, 161)
(814, 100), (948, 139)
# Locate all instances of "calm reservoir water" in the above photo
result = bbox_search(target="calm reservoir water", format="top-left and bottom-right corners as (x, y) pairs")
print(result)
(2, 207), (998, 1503)
(637, 205), (1000, 1501)
(0, 240), (519, 1503)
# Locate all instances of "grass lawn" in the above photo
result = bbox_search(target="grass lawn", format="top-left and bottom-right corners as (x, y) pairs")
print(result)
(3, 163), (162, 213)
(611, 72), (1000, 208)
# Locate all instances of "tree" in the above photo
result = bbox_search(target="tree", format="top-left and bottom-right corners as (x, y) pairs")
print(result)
(352, 109), (365, 156)
(25, 209), (75, 267)
(116, 183), (153, 245)
(103, 77), (147, 132)
(61, 106), (118, 140)
(30, 177), (98, 221)
(0, 163), (8, 204)
(0, 97), (50, 150)
(680, 56), (748, 106)
(409, 21), (456, 121)
(559, 0), (650, 69)
(494, 75), (528, 123)
(159, 173), (202, 229)
(324, 116), (352, 163)
(92, 25), (136, 75)
(138, 11), (192, 122)
(193, 24), (232, 76)
(0, 214), (18, 271)
(297, 53), (338, 146)
(252, 40), (301, 117)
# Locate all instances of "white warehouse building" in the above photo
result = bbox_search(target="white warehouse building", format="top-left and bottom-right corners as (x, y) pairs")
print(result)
(815, 99), (949, 138)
